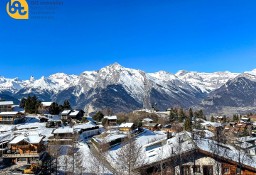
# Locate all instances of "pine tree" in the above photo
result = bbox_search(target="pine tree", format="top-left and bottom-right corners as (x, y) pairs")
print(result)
(49, 102), (60, 115)
(211, 116), (214, 122)
(63, 100), (71, 110)
(25, 95), (41, 114)
(178, 108), (185, 123)
(184, 117), (192, 131)
(92, 111), (104, 122)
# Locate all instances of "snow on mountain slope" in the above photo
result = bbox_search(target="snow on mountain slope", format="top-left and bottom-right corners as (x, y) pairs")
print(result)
(0, 77), (23, 93)
(77, 63), (146, 102)
(176, 70), (239, 93)
(0, 73), (79, 94)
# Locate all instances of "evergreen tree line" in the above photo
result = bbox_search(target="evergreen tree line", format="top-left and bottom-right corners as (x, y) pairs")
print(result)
(168, 108), (206, 132)
(20, 96), (71, 115)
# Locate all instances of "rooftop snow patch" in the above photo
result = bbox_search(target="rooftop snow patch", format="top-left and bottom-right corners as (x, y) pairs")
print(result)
(119, 123), (134, 128)
(104, 116), (117, 120)
(9, 134), (43, 144)
(41, 102), (53, 107)
(61, 110), (71, 115)
(0, 101), (14, 105)
(53, 127), (74, 134)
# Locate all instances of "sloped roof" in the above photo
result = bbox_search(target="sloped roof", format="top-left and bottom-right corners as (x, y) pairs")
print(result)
(119, 122), (134, 128)
(53, 127), (74, 134)
(9, 134), (43, 144)
(61, 110), (71, 115)
(0, 101), (13, 105)
(41, 102), (53, 107)
(69, 110), (80, 116)
(104, 116), (117, 120)
(0, 111), (23, 116)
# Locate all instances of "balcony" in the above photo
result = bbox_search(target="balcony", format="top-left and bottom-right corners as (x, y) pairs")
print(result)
(3, 153), (39, 158)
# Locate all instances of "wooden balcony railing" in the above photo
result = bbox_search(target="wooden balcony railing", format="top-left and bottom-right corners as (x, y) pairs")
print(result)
(2, 153), (39, 158)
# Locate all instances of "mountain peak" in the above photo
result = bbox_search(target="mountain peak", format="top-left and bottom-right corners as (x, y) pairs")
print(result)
(175, 70), (189, 76)
(108, 62), (123, 69)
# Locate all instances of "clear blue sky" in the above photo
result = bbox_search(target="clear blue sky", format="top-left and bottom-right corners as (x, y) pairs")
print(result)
(0, 0), (256, 79)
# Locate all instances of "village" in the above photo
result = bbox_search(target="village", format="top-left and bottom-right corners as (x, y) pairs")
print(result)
(0, 99), (256, 175)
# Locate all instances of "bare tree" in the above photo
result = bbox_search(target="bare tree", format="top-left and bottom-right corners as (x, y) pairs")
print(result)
(116, 137), (145, 175)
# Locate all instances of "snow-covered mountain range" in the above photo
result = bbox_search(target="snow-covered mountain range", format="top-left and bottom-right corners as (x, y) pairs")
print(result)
(1, 63), (256, 114)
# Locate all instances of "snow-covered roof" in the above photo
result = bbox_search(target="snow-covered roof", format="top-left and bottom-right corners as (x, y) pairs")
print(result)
(61, 110), (71, 115)
(237, 136), (256, 142)
(0, 125), (15, 132)
(0, 101), (13, 105)
(94, 132), (127, 143)
(201, 121), (222, 127)
(9, 134), (43, 144)
(41, 102), (53, 107)
(0, 111), (23, 116)
(119, 122), (134, 128)
(69, 110), (80, 116)
(74, 122), (97, 130)
(53, 127), (74, 134)
(104, 116), (117, 120)
(142, 118), (154, 122)
(0, 133), (14, 142)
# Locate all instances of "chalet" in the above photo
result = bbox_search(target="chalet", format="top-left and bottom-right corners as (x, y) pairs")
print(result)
(119, 122), (135, 132)
(143, 123), (162, 131)
(104, 115), (117, 126)
(0, 101), (13, 112)
(0, 111), (25, 124)
(69, 109), (85, 121)
(38, 102), (53, 114)
(91, 131), (128, 151)
(3, 134), (44, 165)
(240, 117), (251, 124)
(74, 123), (100, 138)
(202, 122), (222, 132)
(161, 124), (172, 133)
(61, 109), (85, 123)
(49, 127), (76, 144)
(61, 110), (72, 123)
(136, 132), (256, 175)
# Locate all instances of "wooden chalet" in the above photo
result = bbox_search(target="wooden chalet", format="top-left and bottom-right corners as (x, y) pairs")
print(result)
(0, 111), (25, 124)
(0, 101), (13, 112)
(3, 134), (44, 165)
(119, 122), (135, 132)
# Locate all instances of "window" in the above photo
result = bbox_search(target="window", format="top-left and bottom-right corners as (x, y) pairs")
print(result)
(181, 166), (191, 175)
(223, 167), (230, 174)
(203, 165), (213, 175)
(193, 165), (200, 173)
(236, 168), (241, 174)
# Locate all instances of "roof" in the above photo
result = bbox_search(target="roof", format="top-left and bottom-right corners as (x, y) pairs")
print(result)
(53, 127), (74, 134)
(0, 101), (14, 106)
(9, 134), (43, 144)
(69, 110), (80, 116)
(142, 118), (154, 122)
(41, 102), (53, 107)
(0, 111), (23, 116)
(119, 122), (134, 128)
(61, 110), (71, 115)
(74, 122), (97, 130)
(104, 116), (117, 120)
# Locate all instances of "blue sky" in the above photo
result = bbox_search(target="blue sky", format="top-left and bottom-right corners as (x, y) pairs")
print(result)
(0, 0), (256, 79)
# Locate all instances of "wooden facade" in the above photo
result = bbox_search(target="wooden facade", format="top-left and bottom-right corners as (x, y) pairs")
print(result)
(3, 136), (44, 165)
(0, 112), (25, 124)
(137, 149), (256, 175)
